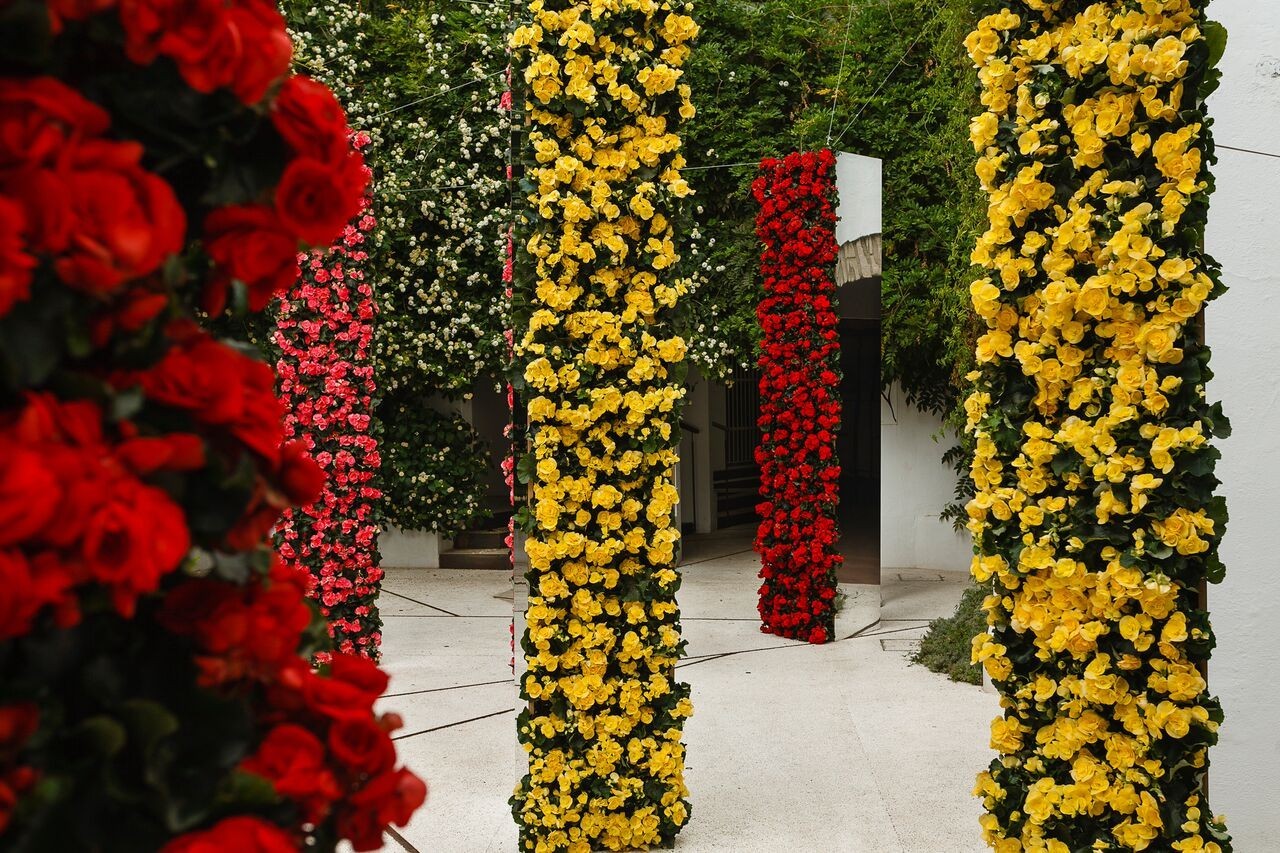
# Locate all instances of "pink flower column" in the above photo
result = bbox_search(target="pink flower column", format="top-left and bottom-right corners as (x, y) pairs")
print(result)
(274, 143), (384, 660)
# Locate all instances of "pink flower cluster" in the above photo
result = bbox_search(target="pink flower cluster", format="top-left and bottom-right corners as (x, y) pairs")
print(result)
(274, 158), (383, 660)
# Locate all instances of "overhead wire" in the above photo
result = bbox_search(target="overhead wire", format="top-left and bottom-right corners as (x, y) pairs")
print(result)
(826, 0), (859, 145)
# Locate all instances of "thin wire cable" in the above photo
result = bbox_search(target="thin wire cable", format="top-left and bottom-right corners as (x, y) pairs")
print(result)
(826, 1), (858, 145)
(375, 70), (506, 118)
(682, 161), (760, 172)
(1219, 143), (1280, 161)
(831, 27), (925, 150)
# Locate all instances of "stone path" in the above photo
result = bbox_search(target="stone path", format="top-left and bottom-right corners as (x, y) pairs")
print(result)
(373, 531), (996, 852)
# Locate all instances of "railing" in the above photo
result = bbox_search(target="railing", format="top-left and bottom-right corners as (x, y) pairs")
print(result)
(722, 369), (761, 468)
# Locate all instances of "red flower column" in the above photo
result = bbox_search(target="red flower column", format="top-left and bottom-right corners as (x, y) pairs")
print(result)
(274, 141), (384, 661)
(0, 4), (422, 849)
(752, 149), (843, 644)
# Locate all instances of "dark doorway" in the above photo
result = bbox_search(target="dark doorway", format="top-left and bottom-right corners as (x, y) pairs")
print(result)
(838, 318), (881, 585)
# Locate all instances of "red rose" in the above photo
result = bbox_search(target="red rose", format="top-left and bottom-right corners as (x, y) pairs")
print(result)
(0, 77), (110, 174)
(277, 440), (326, 507)
(302, 653), (389, 721)
(122, 328), (285, 462)
(224, 481), (286, 553)
(203, 202), (300, 312)
(274, 153), (368, 246)
(114, 432), (205, 474)
(339, 768), (427, 852)
(120, 0), (290, 105)
(81, 477), (190, 617)
(202, 205), (300, 315)
(328, 716), (395, 778)
(88, 287), (170, 347)
(5, 139), (185, 294)
(159, 816), (296, 853)
(167, 561), (312, 686)
(229, 357), (287, 464)
(241, 724), (341, 822)
(0, 444), (60, 548)
(271, 75), (349, 164)
(0, 198), (36, 317)
(0, 550), (75, 640)
(223, 0), (293, 104)
(118, 0), (183, 65)
(157, 577), (237, 638)
(124, 328), (245, 424)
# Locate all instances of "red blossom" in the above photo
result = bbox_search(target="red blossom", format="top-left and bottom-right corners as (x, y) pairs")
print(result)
(158, 816), (297, 853)
(119, 0), (292, 105)
(0, 125), (185, 295)
(202, 204), (301, 314)
(274, 152), (368, 247)
(0, 198), (36, 317)
(0, 27), (418, 850)
(272, 75), (351, 164)
(337, 768), (428, 852)
(240, 724), (341, 823)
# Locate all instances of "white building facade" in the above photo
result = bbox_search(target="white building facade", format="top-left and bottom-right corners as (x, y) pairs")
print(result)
(1202, 0), (1280, 843)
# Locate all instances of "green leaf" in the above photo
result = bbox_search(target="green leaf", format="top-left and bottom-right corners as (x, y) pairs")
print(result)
(75, 716), (127, 758)
(1204, 21), (1228, 70)
(217, 770), (281, 808)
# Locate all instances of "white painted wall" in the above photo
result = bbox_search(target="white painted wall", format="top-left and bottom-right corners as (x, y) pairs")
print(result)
(835, 152), (882, 244)
(879, 382), (972, 573)
(1204, 2), (1280, 843)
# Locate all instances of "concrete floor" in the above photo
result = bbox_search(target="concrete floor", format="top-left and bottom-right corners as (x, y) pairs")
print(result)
(373, 532), (996, 853)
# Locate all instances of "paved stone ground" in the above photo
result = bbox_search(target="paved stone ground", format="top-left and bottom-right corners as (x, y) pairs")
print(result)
(372, 530), (996, 852)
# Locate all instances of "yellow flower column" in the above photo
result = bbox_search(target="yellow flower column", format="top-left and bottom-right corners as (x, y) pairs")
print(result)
(509, 1), (697, 850)
(965, 2), (1233, 850)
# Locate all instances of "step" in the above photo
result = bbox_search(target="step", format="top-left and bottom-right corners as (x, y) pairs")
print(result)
(439, 548), (510, 571)
(480, 510), (514, 528)
(717, 511), (758, 529)
(454, 528), (508, 550)
(715, 491), (759, 513)
(713, 465), (760, 484)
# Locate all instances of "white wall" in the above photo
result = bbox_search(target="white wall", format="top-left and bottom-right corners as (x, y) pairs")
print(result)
(879, 382), (972, 573)
(835, 152), (882, 244)
(1204, 2), (1280, 843)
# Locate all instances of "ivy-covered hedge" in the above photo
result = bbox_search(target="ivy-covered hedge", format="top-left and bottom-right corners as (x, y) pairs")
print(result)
(380, 404), (490, 537)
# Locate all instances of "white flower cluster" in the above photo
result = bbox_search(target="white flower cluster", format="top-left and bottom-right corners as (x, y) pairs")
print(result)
(681, 213), (752, 378)
(289, 1), (510, 395)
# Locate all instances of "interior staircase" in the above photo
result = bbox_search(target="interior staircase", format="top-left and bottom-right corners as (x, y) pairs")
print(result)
(713, 464), (761, 529)
(439, 501), (513, 570)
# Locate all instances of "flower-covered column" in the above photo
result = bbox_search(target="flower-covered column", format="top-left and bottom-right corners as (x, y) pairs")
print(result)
(0, 2), (422, 849)
(509, 0), (699, 849)
(752, 149), (843, 644)
(965, 3), (1231, 849)
(274, 149), (384, 661)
